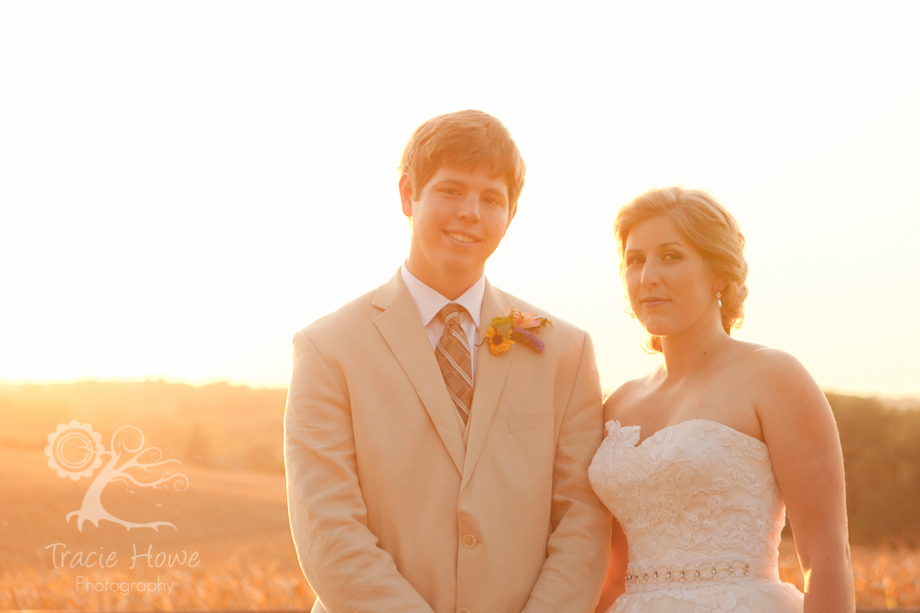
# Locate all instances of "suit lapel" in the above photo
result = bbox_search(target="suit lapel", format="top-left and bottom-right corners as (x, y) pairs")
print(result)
(373, 272), (465, 475)
(461, 280), (515, 491)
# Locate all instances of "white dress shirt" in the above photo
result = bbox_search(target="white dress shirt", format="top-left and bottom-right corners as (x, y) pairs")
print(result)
(400, 261), (484, 380)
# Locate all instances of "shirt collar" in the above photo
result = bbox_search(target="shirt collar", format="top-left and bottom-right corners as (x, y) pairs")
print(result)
(400, 261), (484, 330)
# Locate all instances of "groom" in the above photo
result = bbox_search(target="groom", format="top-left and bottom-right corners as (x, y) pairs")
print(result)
(284, 110), (611, 613)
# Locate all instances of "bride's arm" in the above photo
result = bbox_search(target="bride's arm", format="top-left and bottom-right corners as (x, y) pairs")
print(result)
(595, 517), (628, 613)
(751, 348), (855, 613)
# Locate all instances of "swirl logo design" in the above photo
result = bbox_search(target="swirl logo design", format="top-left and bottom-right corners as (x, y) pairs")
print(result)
(45, 421), (189, 531)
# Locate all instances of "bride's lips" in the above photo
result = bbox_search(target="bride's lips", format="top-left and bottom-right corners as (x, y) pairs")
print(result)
(640, 297), (669, 307)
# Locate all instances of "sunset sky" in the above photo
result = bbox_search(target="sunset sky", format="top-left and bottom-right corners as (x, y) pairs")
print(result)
(2, 2), (918, 397)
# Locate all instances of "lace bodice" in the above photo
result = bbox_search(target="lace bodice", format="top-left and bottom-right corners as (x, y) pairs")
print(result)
(589, 419), (804, 612)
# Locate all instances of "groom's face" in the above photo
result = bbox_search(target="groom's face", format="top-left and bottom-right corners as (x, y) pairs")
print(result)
(401, 165), (515, 297)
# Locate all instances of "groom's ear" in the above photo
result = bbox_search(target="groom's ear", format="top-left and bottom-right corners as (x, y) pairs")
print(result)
(399, 174), (414, 218)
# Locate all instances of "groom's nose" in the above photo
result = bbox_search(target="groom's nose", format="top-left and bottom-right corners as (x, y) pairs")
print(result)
(455, 193), (483, 222)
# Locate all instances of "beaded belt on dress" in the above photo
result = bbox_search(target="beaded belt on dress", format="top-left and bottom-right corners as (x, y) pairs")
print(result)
(625, 559), (777, 593)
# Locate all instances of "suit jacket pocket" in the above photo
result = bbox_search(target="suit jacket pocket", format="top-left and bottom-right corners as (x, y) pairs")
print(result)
(507, 409), (554, 433)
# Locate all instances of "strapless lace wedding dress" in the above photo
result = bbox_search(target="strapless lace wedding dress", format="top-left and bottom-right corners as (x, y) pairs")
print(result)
(589, 419), (804, 612)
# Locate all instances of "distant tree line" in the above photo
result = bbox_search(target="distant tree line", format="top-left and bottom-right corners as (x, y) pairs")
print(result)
(828, 393), (920, 546)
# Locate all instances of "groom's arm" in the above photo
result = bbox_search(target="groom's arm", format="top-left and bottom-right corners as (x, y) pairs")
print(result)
(523, 332), (612, 613)
(284, 330), (435, 613)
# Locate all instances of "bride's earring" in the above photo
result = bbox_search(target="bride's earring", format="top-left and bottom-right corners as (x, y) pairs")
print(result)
(716, 292), (722, 308)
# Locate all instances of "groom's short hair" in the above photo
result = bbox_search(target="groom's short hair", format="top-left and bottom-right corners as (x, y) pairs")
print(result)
(399, 110), (526, 207)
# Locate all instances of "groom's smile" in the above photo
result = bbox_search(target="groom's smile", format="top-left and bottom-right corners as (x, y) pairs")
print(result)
(401, 165), (515, 299)
(447, 231), (477, 244)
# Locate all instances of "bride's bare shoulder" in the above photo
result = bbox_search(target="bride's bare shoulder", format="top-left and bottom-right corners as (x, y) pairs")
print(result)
(730, 341), (827, 416)
(733, 341), (813, 382)
(603, 371), (657, 422)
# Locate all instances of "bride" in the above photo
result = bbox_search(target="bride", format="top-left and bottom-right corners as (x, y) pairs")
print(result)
(589, 187), (854, 612)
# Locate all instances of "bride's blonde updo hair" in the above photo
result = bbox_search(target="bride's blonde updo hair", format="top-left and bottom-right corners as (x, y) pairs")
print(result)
(614, 187), (749, 352)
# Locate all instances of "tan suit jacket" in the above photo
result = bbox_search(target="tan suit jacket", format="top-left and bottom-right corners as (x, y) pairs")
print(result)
(284, 271), (611, 613)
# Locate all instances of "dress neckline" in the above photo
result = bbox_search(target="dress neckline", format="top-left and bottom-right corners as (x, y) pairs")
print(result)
(608, 418), (767, 449)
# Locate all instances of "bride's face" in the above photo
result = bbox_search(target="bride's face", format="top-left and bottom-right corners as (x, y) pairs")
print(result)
(623, 215), (723, 339)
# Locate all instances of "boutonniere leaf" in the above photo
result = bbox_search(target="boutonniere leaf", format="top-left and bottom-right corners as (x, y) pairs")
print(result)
(482, 308), (553, 356)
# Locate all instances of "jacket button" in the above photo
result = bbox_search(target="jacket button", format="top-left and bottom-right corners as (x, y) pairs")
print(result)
(462, 534), (477, 548)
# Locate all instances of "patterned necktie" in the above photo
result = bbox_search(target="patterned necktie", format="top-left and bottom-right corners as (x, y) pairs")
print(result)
(435, 303), (473, 424)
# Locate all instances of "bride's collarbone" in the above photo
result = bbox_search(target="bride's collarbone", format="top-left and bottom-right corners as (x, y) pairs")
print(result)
(616, 390), (763, 444)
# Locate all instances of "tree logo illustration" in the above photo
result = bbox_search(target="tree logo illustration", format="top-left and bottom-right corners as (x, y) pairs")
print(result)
(45, 420), (189, 531)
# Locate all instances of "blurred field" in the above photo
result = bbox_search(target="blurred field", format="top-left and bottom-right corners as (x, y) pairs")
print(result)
(3, 444), (920, 611)
(777, 535), (920, 610)
(0, 447), (316, 610)
(2, 381), (919, 610)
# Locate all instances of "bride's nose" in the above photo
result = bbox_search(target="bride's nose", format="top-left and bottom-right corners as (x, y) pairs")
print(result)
(640, 261), (661, 287)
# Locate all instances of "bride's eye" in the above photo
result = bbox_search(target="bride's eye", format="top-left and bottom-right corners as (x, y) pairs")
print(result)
(663, 252), (682, 262)
(626, 255), (644, 267)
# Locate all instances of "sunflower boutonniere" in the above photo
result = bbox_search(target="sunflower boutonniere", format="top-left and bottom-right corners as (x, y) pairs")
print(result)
(482, 308), (553, 356)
